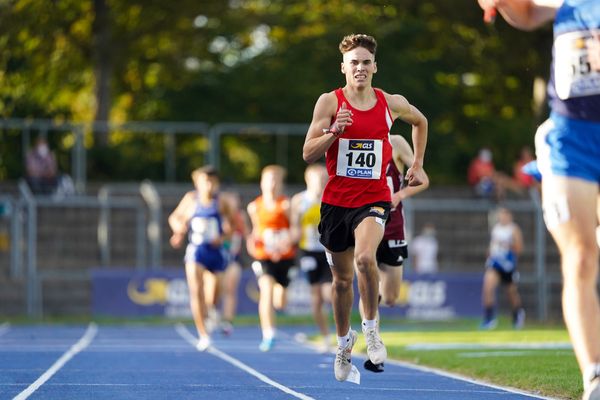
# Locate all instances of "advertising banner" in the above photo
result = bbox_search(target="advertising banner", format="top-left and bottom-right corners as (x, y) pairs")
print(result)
(92, 268), (482, 320)
(377, 273), (483, 319)
(92, 268), (191, 317)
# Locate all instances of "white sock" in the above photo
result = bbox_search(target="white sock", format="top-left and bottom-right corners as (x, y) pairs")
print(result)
(584, 363), (600, 389)
(337, 329), (352, 348)
(362, 319), (377, 329)
(263, 328), (275, 340)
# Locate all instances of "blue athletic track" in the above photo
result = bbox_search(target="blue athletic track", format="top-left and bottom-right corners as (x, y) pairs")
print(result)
(0, 323), (554, 400)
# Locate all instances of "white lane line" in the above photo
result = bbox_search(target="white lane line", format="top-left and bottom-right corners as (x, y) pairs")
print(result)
(0, 322), (10, 337)
(13, 323), (98, 400)
(380, 358), (556, 399)
(405, 342), (572, 351)
(457, 350), (574, 358)
(175, 323), (315, 400)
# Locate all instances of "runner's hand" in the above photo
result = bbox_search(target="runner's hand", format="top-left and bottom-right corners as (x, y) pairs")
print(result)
(333, 102), (353, 134)
(405, 164), (426, 187)
(170, 232), (185, 248)
(476, 0), (499, 11)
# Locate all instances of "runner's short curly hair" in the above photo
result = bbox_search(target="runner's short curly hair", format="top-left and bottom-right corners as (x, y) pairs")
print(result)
(339, 34), (377, 55)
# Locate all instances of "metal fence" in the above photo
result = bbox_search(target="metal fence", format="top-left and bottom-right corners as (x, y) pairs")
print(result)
(12, 180), (152, 316)
(0, 118), (561, 320)
(403, 194), (557, 321)
(1, 179), (561, 320)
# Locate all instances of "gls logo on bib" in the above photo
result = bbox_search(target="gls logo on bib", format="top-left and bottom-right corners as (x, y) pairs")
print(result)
(349, 140), (374, 150)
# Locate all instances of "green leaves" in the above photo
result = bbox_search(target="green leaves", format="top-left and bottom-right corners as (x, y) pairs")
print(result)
(0, 0), (553, 183)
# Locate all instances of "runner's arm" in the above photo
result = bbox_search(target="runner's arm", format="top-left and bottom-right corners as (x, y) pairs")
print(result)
(303, 92), (342, 164)
(386, 93), (428, 187)
(389, 135), (429, 207)
(512, 224), (524, 255)
(168, 191), (193, 248)
(289, 193), (302, 245)
(217, 195), (234, 246)
(245, 201), (258, 258)
(476, 0), (560, 30)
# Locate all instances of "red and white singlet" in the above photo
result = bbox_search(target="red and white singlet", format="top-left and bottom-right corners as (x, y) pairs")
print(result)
(321, 88), (393, 208)
(383, 160), (405, 241)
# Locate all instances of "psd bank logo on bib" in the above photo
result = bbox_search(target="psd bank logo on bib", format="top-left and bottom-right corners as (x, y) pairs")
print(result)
(349, 140), (374, 151)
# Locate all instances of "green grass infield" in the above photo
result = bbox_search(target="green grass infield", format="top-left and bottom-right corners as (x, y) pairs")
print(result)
(348, 317), (579, 400)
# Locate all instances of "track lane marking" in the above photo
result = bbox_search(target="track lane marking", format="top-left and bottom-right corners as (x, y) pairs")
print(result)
(175, 323), (315, 400)
(382, 358), (556, 399)
(12, 323), (98, 400)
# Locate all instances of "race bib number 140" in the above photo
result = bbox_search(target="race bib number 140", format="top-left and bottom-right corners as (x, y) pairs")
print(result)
(336, 138), (383, 179)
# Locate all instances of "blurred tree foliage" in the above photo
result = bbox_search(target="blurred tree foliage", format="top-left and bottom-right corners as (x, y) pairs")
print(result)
(0, 0), (552, 184)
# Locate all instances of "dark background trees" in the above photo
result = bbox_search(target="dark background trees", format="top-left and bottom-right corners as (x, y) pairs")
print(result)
(0, 0), (552, 184)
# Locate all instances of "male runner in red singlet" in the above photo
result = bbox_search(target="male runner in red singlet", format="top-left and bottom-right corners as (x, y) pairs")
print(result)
(303, 33), (428, 382)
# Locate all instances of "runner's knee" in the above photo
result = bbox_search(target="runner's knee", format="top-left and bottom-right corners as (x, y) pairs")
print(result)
(354, 251), (376, 273)
(333, 276), (353, 292)
(381, 293), (397, 307)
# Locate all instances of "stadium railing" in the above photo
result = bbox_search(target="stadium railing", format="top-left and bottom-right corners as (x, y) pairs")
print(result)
(15, 180), (148, 317)
(0, 194), (20, 279)
(3, 178), (561, 320)
(403, 196), (552, 321)
(0, 118), (560, 320)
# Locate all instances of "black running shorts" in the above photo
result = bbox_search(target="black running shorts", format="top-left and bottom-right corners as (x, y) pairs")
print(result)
(251, 258), (295, 287)
(376, 239), (408, 267)
(489, 266), (520, 285)
(298, 250), (332, 285)
(318, 201), (390, 253)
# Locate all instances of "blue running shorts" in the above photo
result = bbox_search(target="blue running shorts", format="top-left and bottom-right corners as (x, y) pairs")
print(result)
(185, 243), (226, 272)
(535, 112), (600, 184)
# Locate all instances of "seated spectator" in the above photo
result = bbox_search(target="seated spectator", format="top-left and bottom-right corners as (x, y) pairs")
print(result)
(25, 136), (58, 195)
(513, 146), (536, 189)
(467, 148), (523, 201)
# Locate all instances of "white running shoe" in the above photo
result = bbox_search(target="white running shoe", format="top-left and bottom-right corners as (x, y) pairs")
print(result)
(584, 377), (600, 400)
(362, 325), (387, 365)
(334, 330), (357, 381)
(196, 336), (211, 352)
(220, 320), (234, 336)
(205, 308), (220, 334)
